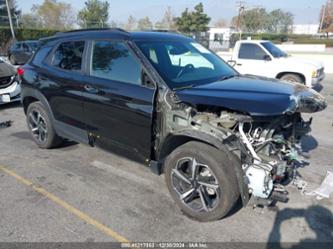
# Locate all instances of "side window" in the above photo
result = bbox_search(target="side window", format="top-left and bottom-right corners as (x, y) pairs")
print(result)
(22, 43), (30, 52)
(52, 41), (85, 71)
(91, 41), (142, 86)
(238, 43), (267, 60)
(14, 43), (21, 49)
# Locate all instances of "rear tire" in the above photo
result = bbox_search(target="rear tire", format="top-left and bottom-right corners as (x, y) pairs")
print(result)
(280, 73), (303, 84)
(164, 141), (240, 221)
(26, 101), (63, 149)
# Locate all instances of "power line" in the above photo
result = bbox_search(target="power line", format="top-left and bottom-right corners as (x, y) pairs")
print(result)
(236, 1), (246, 40)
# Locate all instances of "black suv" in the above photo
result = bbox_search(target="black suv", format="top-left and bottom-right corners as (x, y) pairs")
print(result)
(19, 29), (326, 221)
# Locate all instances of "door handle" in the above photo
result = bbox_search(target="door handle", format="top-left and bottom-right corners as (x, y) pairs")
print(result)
(236, 63), (242, 66)
(84, 84), (99, 93)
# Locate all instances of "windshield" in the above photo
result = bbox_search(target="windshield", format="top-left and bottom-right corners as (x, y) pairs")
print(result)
(261, 42), (287, 58)
(135, 40), (237, 89)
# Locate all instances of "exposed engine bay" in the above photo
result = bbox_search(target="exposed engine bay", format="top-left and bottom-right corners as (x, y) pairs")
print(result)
(157, 89), (321, 204)
(196, 110), (312, 202)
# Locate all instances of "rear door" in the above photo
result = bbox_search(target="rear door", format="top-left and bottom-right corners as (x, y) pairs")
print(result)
(234, 43), (272, 77)
(83, 40), (156, 161)
(39, 40), (90, 143)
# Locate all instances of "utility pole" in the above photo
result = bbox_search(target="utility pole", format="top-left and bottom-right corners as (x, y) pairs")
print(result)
(236, 1), (245, 40)
(5, 0), (15, 39)
(319, 1), (327, 33)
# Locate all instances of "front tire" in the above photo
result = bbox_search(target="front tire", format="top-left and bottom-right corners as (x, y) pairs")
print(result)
(26, 101), (63, 149)
(280, 73), (303, 84)
(164, 141), (240, 221)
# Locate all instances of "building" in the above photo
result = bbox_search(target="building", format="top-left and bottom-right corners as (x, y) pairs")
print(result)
(208, 27), (237, 51)
(292, 24), (319, 35)
(208, 27), (236, 41)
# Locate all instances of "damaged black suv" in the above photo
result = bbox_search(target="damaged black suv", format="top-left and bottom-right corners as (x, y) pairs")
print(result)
(20, 29), (326, 221)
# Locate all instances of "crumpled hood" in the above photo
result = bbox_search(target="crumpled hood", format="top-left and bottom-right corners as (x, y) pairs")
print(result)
(176, 75), (326, 116)
(0, 60), (16, 78)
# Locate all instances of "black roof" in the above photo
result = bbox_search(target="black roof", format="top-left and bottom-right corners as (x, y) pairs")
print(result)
(42, 28), (190, 42)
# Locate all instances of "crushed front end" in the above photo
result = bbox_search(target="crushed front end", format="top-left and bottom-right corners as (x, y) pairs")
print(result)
(160, 79), (327, 206)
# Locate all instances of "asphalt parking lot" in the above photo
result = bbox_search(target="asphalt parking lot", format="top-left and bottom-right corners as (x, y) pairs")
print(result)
(0, 76), (332, 245)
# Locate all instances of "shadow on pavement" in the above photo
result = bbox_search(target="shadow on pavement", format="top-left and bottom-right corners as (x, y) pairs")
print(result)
(301, 135), (318, 153)
(266, 205), (333, 249)
(0, 101), (21, 111)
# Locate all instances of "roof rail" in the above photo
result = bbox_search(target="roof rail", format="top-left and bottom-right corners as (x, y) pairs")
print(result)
(55, 28), (128, 36)
(144, 29), (180, 34)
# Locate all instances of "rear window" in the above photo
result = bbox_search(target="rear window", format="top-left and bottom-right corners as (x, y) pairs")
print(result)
(52, 41), (85, 71)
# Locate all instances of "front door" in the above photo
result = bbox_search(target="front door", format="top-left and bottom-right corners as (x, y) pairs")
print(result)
(234, 43), (273, 78)
(83, 40), (155, 161)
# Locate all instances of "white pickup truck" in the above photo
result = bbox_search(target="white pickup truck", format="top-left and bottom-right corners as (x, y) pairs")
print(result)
(220, 40), (325, 88)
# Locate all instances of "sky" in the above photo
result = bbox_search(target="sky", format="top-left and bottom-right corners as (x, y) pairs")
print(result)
(16, 0), (326, 25)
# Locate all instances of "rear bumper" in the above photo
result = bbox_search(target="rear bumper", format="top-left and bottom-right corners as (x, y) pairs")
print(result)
(0, 81), (21, 104)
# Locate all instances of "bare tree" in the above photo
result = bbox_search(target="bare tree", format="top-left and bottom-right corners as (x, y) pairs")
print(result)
(319, 0), (333, 37)
(32, 0), (75, 30)
(155, 6), (176, 30)
(124, 15), (136, 31)
(214, 18), (228, 28)
(137, 16), (153, 30)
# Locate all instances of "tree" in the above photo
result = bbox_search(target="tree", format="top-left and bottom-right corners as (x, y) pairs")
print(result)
(78, 0), (109, 28)
(239, 8), (268, 33)
(175, 2), (211, 33)
(20, 13), (42, 29)
(124, 15), (136, 31)
(214, 18), (228, 28)
(320, 0), (333, 36)
(137, 16), (153, 30)
(155, 6), (176, 30)
(231, 7), (293, 33)
(32, 0), (75, 30)
(0, 0), (21, 27)
(267, 9), (293, 33)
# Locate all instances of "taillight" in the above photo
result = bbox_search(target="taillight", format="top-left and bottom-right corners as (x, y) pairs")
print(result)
(17, 67), (24, 76)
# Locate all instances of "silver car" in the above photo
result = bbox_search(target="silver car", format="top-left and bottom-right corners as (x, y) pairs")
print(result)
(0, 58), (20, 104)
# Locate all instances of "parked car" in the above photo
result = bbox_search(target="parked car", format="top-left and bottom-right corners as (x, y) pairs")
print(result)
(221, 40), (325, 88)
(19, 29), (326, 221)
(8, 40), (39, 65)
(0, 58), (20, 104)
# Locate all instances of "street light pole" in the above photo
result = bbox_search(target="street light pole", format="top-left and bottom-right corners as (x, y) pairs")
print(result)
(319, 2), (327, 33)
(5, 0), (15, 39)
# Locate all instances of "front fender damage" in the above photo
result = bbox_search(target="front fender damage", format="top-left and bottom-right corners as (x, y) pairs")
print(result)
(153, 87), (326, 207)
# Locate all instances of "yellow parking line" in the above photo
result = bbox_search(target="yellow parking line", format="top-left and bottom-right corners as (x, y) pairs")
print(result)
(0, 164), (130, 243)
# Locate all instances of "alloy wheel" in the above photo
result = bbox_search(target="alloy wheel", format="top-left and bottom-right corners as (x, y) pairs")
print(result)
(170, 157), (220, 213)
(28, 109), (48, 143)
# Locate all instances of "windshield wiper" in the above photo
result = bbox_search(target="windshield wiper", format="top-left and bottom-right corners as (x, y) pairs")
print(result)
(219, 75), (236, 81)
(173, 84), (194, 90)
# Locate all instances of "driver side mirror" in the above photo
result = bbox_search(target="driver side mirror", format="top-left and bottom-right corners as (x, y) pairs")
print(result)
(263, 55), (271, 61)
(227, 60), (236, 67)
